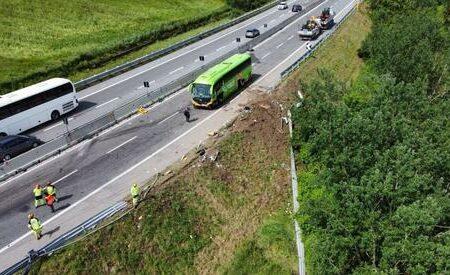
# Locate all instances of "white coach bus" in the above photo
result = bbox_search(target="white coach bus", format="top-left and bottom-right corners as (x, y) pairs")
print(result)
(0, 78), (79, 136)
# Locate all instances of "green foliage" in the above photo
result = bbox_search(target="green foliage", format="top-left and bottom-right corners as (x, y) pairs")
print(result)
(293, 70), (449, 273)
(0, 0), (229, 93)
(226, 0), (268, 12)
(359, 5), (449, 93)
(222, 211), (297, 274)
(31, 182), (217, 274)
(366, 0), (446, 21)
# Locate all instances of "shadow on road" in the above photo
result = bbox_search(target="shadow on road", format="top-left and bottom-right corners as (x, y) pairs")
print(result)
(43, 226), (60, 238)
(55, 203), (71, 212)
(57, 194), (73, 202)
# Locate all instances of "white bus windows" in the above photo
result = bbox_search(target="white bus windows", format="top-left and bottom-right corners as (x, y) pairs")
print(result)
(0, 78), (79, 136)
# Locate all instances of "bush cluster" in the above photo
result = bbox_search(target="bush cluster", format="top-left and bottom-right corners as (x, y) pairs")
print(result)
(293, 0), (449, 273)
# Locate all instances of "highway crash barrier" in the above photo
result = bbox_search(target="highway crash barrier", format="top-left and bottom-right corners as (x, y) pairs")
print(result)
(74, 0), (280, 90)
(1, 201), (128, 275)
(280, 0), (360, 78)
(0, 0), (324, 182)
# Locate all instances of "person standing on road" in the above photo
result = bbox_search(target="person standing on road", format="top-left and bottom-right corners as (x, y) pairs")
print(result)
(183, 107), (191, 122)
(45, 181), (58, 202)
(33, 184), (45, 208)
(131, 183), (140, 208)
(45, 192), (56, 213)
(28, 213), (43, 240)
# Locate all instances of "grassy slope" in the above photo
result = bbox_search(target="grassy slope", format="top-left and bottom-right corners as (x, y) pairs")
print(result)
(31, 95), (292, 273)
(224, 4), (372, 274)
(0, 0), (227, 90)
(28, 5), (371, 274)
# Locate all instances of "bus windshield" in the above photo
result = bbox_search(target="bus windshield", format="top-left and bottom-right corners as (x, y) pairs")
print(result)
(191, 84), (211, 99)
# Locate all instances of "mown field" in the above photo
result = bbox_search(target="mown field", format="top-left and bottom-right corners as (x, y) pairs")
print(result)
(25, 6), (372, 274)
(0, 0), (228, 92)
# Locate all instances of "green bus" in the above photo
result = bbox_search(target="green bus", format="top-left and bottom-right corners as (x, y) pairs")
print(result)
(189, 53), (252, 108)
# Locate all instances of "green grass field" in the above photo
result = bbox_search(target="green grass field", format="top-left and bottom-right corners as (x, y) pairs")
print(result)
(24, 5), (370, 274)
(0, 0), (228, 91)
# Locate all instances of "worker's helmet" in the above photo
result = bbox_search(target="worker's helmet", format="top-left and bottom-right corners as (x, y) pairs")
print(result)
(28, 213), (34, 219)
(47, 181), (52, 186)
(133, 183), (138, 187)
(35, 184), (41, 188)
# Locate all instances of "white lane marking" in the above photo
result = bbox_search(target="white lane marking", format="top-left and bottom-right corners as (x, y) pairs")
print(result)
(76, 8), (280, 100)
(279, 14), (284, 18)
(53, 170), (78, 185)
(216, 45), (227, 52)
(137, 85), (144, 90)
(276, 42), (284, 48)
(0, 0), (346, 254)
(269, 19), (276, 24)
(95, 97), (119, 109)
(169, 66), (184, 75)
(43, 122), (62, 132)
(0, 89), (188, 190)
(106, 136), (137, 154)
(261, 52), (271, 59)
(42, 118), (74, 132)
(254, 0), (327, 50)
(254, 0), (359, 86)
(157, 112), (178, 125)
(288, 35), (294, 40)
(0, 107), (223, 254)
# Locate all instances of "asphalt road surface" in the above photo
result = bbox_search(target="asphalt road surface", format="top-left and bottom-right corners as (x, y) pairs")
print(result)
(26, 0), (304, 142)
(0, 0), (353, 262)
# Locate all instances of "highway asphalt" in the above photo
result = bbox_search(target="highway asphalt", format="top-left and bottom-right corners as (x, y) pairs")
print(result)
(0, 0), (352, 259)
(26, 0), (304, 142)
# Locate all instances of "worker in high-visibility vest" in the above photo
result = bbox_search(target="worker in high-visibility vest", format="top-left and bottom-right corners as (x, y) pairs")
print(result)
(33, 184), (45, 208)
(130, 183), (140, 208)
(28, 213), (43, 240)
(45, 181), (58, 202)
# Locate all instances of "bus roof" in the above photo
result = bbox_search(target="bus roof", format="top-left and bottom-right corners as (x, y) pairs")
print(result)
(194, 53), (251, 85)
(0, 78), (72, 108)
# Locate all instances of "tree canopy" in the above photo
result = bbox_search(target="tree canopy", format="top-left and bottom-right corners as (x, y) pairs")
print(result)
(292, 1), (449, 273)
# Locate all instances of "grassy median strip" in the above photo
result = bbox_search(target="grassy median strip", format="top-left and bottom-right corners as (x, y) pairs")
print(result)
(27, 5), (371, 273)
(0, 0), (230, 93)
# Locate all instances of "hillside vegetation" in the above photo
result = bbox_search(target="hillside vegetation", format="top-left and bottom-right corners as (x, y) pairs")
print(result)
(26, 5), (373, 273)
(0, 0), (229, 93)
(292, 0), (449, 273)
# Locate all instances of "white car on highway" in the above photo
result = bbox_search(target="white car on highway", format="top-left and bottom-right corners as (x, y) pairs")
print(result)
(278, 1), (288, 10)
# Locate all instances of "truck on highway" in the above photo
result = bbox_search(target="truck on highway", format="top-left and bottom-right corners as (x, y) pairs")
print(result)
(318, 7), (335, 29)
(298, 18), (321, 40)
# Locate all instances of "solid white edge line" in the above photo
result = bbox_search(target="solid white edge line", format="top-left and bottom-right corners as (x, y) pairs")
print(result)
(0, 0), (356, 256)
(95, 97), (118, 109)
(253, 0), (328, 50)
(53, 170), (78, 185)
(0, 89), (186, 190)
(0, 107), (222, 255)
(106, 136), (137, 154)
(76, 6), (282, 100)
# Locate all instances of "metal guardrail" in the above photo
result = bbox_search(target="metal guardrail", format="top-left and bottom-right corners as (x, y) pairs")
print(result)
(74, 0), (279, 90)
(0, 0), (323, 182)
(280, 0), (359, 78)
(1, 201), (127, 275)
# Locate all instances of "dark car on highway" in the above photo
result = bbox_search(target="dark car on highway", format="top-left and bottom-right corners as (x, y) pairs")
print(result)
(245, 29), (260, 38)
(0, 135), (43, 161)
(292, 4), (303, 12)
